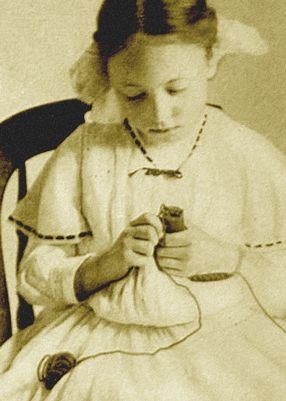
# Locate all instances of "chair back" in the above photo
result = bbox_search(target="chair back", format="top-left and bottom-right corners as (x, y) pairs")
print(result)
(0, 99), (90, 344)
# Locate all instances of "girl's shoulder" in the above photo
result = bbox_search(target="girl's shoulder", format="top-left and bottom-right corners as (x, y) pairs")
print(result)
(208, 107), (286, 169)
(205, 108), (286, 247)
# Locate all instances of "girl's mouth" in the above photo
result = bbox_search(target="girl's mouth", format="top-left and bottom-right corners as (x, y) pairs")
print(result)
(149, 126), (180, 134)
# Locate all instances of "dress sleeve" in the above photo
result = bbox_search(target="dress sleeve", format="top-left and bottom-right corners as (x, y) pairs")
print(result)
(9, 124), (92, 243)
(17, 237), (95, 307)
(229, 126), (286, 320)
(202, 115), (286, 320)
(8, 124), (96, 307)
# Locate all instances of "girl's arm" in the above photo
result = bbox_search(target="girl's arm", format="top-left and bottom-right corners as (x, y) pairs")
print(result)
(18, 238), (130, 307)
(156, 224), (240, 278)
(18, 213), (163, 307)
(75, 213), (163, 300)
(17, 238), (93, 307)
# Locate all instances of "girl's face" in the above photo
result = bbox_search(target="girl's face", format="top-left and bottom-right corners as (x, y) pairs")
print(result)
(108, 38), (211, 145)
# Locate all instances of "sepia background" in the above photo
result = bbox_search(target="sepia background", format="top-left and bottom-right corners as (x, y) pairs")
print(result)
(1, 0), (286, 150)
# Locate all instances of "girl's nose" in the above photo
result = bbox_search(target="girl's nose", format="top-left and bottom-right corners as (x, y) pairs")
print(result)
(151, 93), (172, 127)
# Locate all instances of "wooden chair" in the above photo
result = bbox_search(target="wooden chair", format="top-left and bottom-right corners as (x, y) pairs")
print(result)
(0, 99), (91, 345)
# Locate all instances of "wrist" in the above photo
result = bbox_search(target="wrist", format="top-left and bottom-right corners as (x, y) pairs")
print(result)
(74, 252), (129, 301)
(74, 255), (100, 301)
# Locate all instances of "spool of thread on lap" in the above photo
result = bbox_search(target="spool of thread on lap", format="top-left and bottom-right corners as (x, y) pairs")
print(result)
(37, 353), (77, 390)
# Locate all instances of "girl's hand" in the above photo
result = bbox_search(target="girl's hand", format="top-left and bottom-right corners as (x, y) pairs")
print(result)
(75, 213), (163, 300)
(155, 224), (239, 278)
(107, 212), (163, 275)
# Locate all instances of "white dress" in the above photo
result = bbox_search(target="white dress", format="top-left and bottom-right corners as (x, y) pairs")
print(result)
(2, 105), (286, 400)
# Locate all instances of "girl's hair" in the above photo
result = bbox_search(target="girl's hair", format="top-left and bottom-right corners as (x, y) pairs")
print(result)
(94, 0), (217, 74)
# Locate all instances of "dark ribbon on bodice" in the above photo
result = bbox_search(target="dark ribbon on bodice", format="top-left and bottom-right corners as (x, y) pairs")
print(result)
(128, 167), (183, 178)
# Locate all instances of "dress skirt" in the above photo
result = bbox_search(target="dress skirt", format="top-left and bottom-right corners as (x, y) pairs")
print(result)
(1, 273), (286, 401)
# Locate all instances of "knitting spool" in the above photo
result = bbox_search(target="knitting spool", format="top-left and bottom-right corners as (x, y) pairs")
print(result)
(37, 352), (77, 390)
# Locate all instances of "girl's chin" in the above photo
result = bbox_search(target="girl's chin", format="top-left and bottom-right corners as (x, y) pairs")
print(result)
(139, 127), (188, 145)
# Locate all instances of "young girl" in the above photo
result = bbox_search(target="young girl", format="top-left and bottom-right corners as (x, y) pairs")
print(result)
(1, 0), (286, 399)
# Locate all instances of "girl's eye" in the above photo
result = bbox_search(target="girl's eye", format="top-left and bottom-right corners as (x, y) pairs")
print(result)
(126, 93), (147, 102)
(167, 88), (186, 95)
(167, 88), (187, 95)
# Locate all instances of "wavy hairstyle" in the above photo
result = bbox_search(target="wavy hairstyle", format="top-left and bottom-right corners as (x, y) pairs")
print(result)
(94, 0), (218, 74)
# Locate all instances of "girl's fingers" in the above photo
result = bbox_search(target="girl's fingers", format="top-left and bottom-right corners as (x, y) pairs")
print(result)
(125, 237), (154, 257)
(123, 249), (151, 268)
(156, 246), (190, 260)
(156, 257), (183, 270)
(163, 229), (192, 247)
(128, 225), (159, 245)
(130, 213), (164, 239)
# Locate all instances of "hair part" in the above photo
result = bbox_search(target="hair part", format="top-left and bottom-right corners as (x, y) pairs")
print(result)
(94, 0), (217, 75)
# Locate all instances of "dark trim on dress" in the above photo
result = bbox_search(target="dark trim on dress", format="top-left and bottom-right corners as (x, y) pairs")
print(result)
(244, 240), (284, 249)
(8, 216), (93, 241)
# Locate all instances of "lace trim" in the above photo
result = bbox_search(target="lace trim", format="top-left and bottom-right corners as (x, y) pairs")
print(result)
(9, 216), (92, 241)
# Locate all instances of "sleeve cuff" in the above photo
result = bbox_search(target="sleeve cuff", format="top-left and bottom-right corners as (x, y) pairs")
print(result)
(48, 253), (95, 305)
